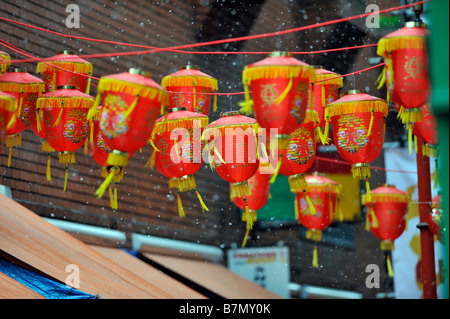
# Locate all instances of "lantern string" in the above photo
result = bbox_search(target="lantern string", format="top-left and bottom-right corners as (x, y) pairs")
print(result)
(0, 1), (428, 57)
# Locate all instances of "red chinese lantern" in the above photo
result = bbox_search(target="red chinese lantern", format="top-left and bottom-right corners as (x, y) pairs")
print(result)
(36, 50), (93, 94)
(0, 51), (11, 74)
(429, 194), (442, 242)
(234, 167), (271, 247)
(377, 21), (430, 126)
(88, 104), (132, 210)
(150, 106), (209, 216)
(0, 91), (16, 152)
(325, 90), (388, 201)
(413, 103), (439, 188)
(37, 85), (94, 191)
(161, 65), (218, 115)
(202, 111), (260, 231)
(308, 66), (343, 144)
(295, 173), (341, 268)
(0, 67), (45, 166)
(241, 51), (316, 157)
(92, 68), (168, 201)
(362, 184), (411, 277)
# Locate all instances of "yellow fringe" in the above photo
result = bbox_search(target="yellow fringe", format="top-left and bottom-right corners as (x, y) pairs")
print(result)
(242, 65), (316, 84)
(177, 175), (197, 192)
(362, 192), (411, 205)
(153, 116), (209, 136)
(106, 151), (129, 167)
(351, 164), (371, 180)
(397, 106), (422, 125)
(58, 151), (75, 164)
(36, 96), (94, 109)
(161, 75), (218, 91)
(326, 100), (388, 118)
(230, 182), (251, 198)
(377, 35), (428, 57)
(0, 82), (45, 94)
(6, 134), (22, 147)
(287, 174), (307, 193)
(36, 61), (93, 75)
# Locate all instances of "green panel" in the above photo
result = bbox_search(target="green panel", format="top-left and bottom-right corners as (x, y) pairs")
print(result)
(254, 175), (296, 221)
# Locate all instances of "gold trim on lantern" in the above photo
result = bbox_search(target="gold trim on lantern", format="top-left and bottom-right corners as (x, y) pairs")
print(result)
(106, 150), (129, 167)
(161, 74), (218, 91)
(362, 192), (411, 205)
(36, 60), (93, 75)
(152, 115), (209, 137)
(177, 175), (197, 192)
(380, 240), (395, 251)
(288, 174), (307, 193)
(230, 181), (251, 198)
(0, 82), (45, 94)
(58, 151), (75, 164)
(351, 163), (371, 180)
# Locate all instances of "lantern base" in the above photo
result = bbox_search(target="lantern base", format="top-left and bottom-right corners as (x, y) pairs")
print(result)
(41, 141), (55, 153)
(241, 209), (257, 223)
(177, 175), (197, 192)
(380, 240), (395, 251)
(6, 134), (21, 147)
(107, 150), (129, 167)
(397, 106), (422, 125)
(288, 174), (307, 193)
(168, 177), (179, 189)
(230, 181), (251, 198)
(422, 143), (438, 158)
(351, 163), (371, 179)
(59, 151), (75, 164)
(306, 229), (322, 242)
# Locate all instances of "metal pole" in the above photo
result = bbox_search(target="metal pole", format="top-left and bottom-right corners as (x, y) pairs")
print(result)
(415, 136), (437, 299)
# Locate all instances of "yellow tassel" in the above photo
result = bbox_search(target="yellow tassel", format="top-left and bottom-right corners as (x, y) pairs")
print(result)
(242, 226), (251, 248)
(46, 155), (52, 181)
(386, 253), (394, 278)
(337, 197), (343, 221)
(112, 184), (118, 210)
(269, 155), (282, 184)
(408, 124), (413, 154)
(367, 108), (374, 137)
(6, 112), (15, 130)
(52, 68), (56, 92)
(122, 94), (140, 121)
(323, 115), (330, 142)
(241, 198), (253, 248)
(376, 68), (386, 90)
(303, 190), (317, 215)
(17, 91), (24, 118)
(63, 166), (68, 192)
(53, 107), (64, 127)
(7, 144), (13, 167)
(194, 188), (209, 212)
(365, 177), (372, 203)
(145, 150), (156, 168)
(274, 74), (293, 105)
(294, 196), (299, 220)
(370, 207), (379, 228)
(192, 84), (196, 111)
(109, 185), (114, 209)
(433, 159), (439, 189)
(308, 83), (315, 111)
(365, 208), (371, 231)
(329, 194), (333, 219)
(312, 245), (319, 268)
(95, 168), (116, 199)
(86, 75), (91, 95)
(414, 134), (418, 154)
(36, 109), (42, 133)
(213, 93), (217, 112)
(149, 138), (160, 152)
(321, 84), (326, 107)
(239, 84), (253, 115)
(177, 192), (185, 217)
(84, 138), (89, 155)
(90, 120), (94, 144)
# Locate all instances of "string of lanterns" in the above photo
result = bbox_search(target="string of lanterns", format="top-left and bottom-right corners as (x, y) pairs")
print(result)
(0, 16), (440, 270)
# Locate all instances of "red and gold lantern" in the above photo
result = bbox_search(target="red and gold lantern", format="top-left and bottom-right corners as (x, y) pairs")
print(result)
(325, 90), (388, 200)
(0, 51), (11, 74)
(161, 65), (218, 115)
(92, 68), (168, 201)
(377, 21), (430, 125)
(0, 91), (16, 152)
(202, 111), (260, 231)
(308, 66), (343, 144)
(88, 104), (131, 210)
(362, 184), (411, 277)
(234, 167), (271, 247)
(0, 67), (45, 166)
(36, 50), (93, 94)
(150, 106), (209, 215)
(37, 85), (94, 191)
(241, 51), (316, 154)
(295, 173), (341, 268)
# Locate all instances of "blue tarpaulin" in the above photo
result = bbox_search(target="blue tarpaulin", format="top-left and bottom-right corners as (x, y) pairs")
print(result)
(0, 257), (96, 299)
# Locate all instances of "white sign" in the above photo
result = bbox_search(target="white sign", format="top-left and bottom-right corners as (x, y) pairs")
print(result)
(227, 246), (290, 298)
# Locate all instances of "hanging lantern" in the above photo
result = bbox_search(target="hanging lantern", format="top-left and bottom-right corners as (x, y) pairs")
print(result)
(429, 194), (442, 242)
(92, 68), (168, 202)
(161, 65), (218, 115)
(325, 90), (388, 201)
(0, 51), (11, 74)
(37, 85), (94, 191)
(150, 106), (209, 216)
(0, 67), (45, 167)
(0, 91), (16, 153)
(88, 104), (131, 210)
(362, 184), (411, 277)
(413, 103), (439, 188)
(308, 66), (343, 144)
(234, 167), (271, 247)
(295, 173), (341, 268)
(36, 50), (93, 94)
(376, 21), (430, 126)
(241, 51), (316, 155)
(202, 110), (260, 234)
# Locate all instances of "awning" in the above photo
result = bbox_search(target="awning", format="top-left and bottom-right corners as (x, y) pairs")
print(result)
(91, 245), (206, 299)
(139, 251), (282, 299)
(0, 193), (176, 299)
